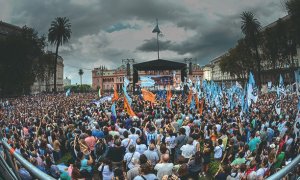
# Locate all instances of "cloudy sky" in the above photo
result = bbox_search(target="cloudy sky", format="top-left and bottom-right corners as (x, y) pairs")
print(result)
(1, 0), (287, 84)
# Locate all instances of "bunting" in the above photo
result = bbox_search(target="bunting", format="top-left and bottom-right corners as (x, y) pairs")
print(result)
(141, 89), (156, 103)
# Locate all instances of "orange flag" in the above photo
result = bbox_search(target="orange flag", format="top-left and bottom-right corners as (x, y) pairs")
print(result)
(187, 90), (193, 105)
(195, 93), (199, 110)
(199, 98), (204, 115)
(124, 97), (136, 117)
(166, 86), (172, 108)
(141, 89), (156, 103)
(112, 87), (119, 102)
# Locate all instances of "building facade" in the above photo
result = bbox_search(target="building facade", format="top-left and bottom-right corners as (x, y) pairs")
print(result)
(92, 63), (203, 91)
(0, 21), (65, 94)
(64, 77), (72, 87)
(206, 15), (300, 85)
(31, 56), (64, 93)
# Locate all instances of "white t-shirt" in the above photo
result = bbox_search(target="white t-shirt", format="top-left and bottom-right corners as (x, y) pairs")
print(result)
(98, 164), (114, 180)
(165, 136), (176, 149)
(128, 134), (139, 145)
(135, 144), (147, 154)
(180, 144), (195, 158)
(123, 152), (140, 169)
(121, 138), (134, 152)
(256, 167), (267, 178)
(214, 145), (223, 159)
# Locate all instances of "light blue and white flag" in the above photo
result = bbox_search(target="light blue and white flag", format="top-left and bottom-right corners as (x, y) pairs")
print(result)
(124, 76), (130, 88)
(278, 75), (286, 96)
(140, 76), (155, 87)
(267, 82), (272, 92)
(295, 69), (300, 95)
(66, 88), (71, 97)
(111, 102), (117, 118)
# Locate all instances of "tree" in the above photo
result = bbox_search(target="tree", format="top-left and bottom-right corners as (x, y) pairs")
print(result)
(78, 69), (84, 86)
(48, 17), (71, 92)
(0, 26), (45, 96)
(219, 39), (255, 85)
(241, 11), (262, 86)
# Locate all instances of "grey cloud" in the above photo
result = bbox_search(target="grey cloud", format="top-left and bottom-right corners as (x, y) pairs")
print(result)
(137, 38), (173, 52)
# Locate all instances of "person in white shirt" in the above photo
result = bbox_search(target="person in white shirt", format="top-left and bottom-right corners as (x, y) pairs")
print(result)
(123, 145), (140, 170)
(135, 138), (147, 154)
(214, 139), (223, 160)
(128, 128), (139, 145)
(180, 137), (195, 159)
(154, 154), (174, 180)
(121, 131), (134, 152)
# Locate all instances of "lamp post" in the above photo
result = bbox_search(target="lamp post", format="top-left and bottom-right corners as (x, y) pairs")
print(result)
(122, 59), (135, 91)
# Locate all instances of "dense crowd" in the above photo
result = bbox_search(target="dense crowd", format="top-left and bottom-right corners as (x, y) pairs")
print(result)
(0, 90), (299, 180)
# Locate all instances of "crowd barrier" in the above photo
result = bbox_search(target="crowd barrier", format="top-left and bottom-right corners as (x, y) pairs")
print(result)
(267, 154), (300, 180)
(0, 138), (55, 180)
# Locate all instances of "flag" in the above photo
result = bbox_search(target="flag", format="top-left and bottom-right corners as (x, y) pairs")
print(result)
(275, 98), (281, 115)
(140, 76), (155, 87)
(124, 77), (130, 88)
(98, 88), (102, 98)
(294, 111), (300, 138)
(141, 89), (156, 103)
(152, 19), (161, 34)
(267, 82), (272, 92)
(124, 97), (136, 117)
(295, 69), (300, 95)
(199, 99), (204, 115)
(66, 88), (71, 97)
(236, 81), (242, 89)
(112, 87), (119, 102)
(278, 75), (286, 96)
(195, 93), (199, 110)
(190, 96), (195, 109)
(187, 90), (193, 105)
(166, 86), (172, 108)
(123, 85), (132, 105)
(111, 102), (117, 118)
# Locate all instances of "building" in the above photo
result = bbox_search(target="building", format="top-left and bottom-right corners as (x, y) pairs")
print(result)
(0, 21), (21, 38)
(92, 60), (203, 91)
(31, 55), (64, 93)
(209, 55), (237, 83)
(207, 15), (300, 85)
(64, 77), (72, 86)
(202, 64), (212, 81)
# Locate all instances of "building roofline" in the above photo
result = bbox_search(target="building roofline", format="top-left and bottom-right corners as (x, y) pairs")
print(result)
(0, 21), (22, 31)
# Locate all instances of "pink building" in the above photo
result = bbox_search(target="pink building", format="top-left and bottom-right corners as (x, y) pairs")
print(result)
(92, 64), (203, 91)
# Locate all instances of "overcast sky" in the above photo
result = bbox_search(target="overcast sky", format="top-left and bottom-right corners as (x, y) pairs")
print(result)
(1, 0), (287, 84)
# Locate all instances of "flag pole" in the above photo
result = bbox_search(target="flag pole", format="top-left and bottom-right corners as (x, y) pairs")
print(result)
(157, 30), (159, 60)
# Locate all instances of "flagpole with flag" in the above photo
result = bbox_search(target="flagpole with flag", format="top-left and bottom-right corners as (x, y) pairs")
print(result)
(152, 18), (161, 60)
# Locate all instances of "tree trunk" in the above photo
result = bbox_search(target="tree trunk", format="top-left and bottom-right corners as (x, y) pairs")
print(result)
(80, 75), (82, 86)
(54, 42), (60, 93)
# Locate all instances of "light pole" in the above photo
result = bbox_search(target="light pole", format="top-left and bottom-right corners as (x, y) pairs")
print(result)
(122, 59), (135, 90)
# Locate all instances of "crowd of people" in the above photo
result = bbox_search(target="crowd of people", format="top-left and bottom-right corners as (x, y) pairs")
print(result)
(0, 89), (299, 180)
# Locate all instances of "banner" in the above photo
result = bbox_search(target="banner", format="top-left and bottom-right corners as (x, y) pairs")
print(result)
(141, 89), (156, 103)
(140, 76), (155, 88)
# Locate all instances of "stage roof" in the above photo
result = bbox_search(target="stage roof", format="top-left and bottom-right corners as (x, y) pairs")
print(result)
(133, 59), (187, 70)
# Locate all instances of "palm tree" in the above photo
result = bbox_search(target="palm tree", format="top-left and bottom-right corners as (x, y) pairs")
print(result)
(78, 69), (84, 86)
(241, 11), (261, 86)
(48, 17), (71, 92)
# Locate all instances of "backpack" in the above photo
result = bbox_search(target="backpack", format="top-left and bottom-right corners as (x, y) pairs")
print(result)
(94, 140), (107, 162)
